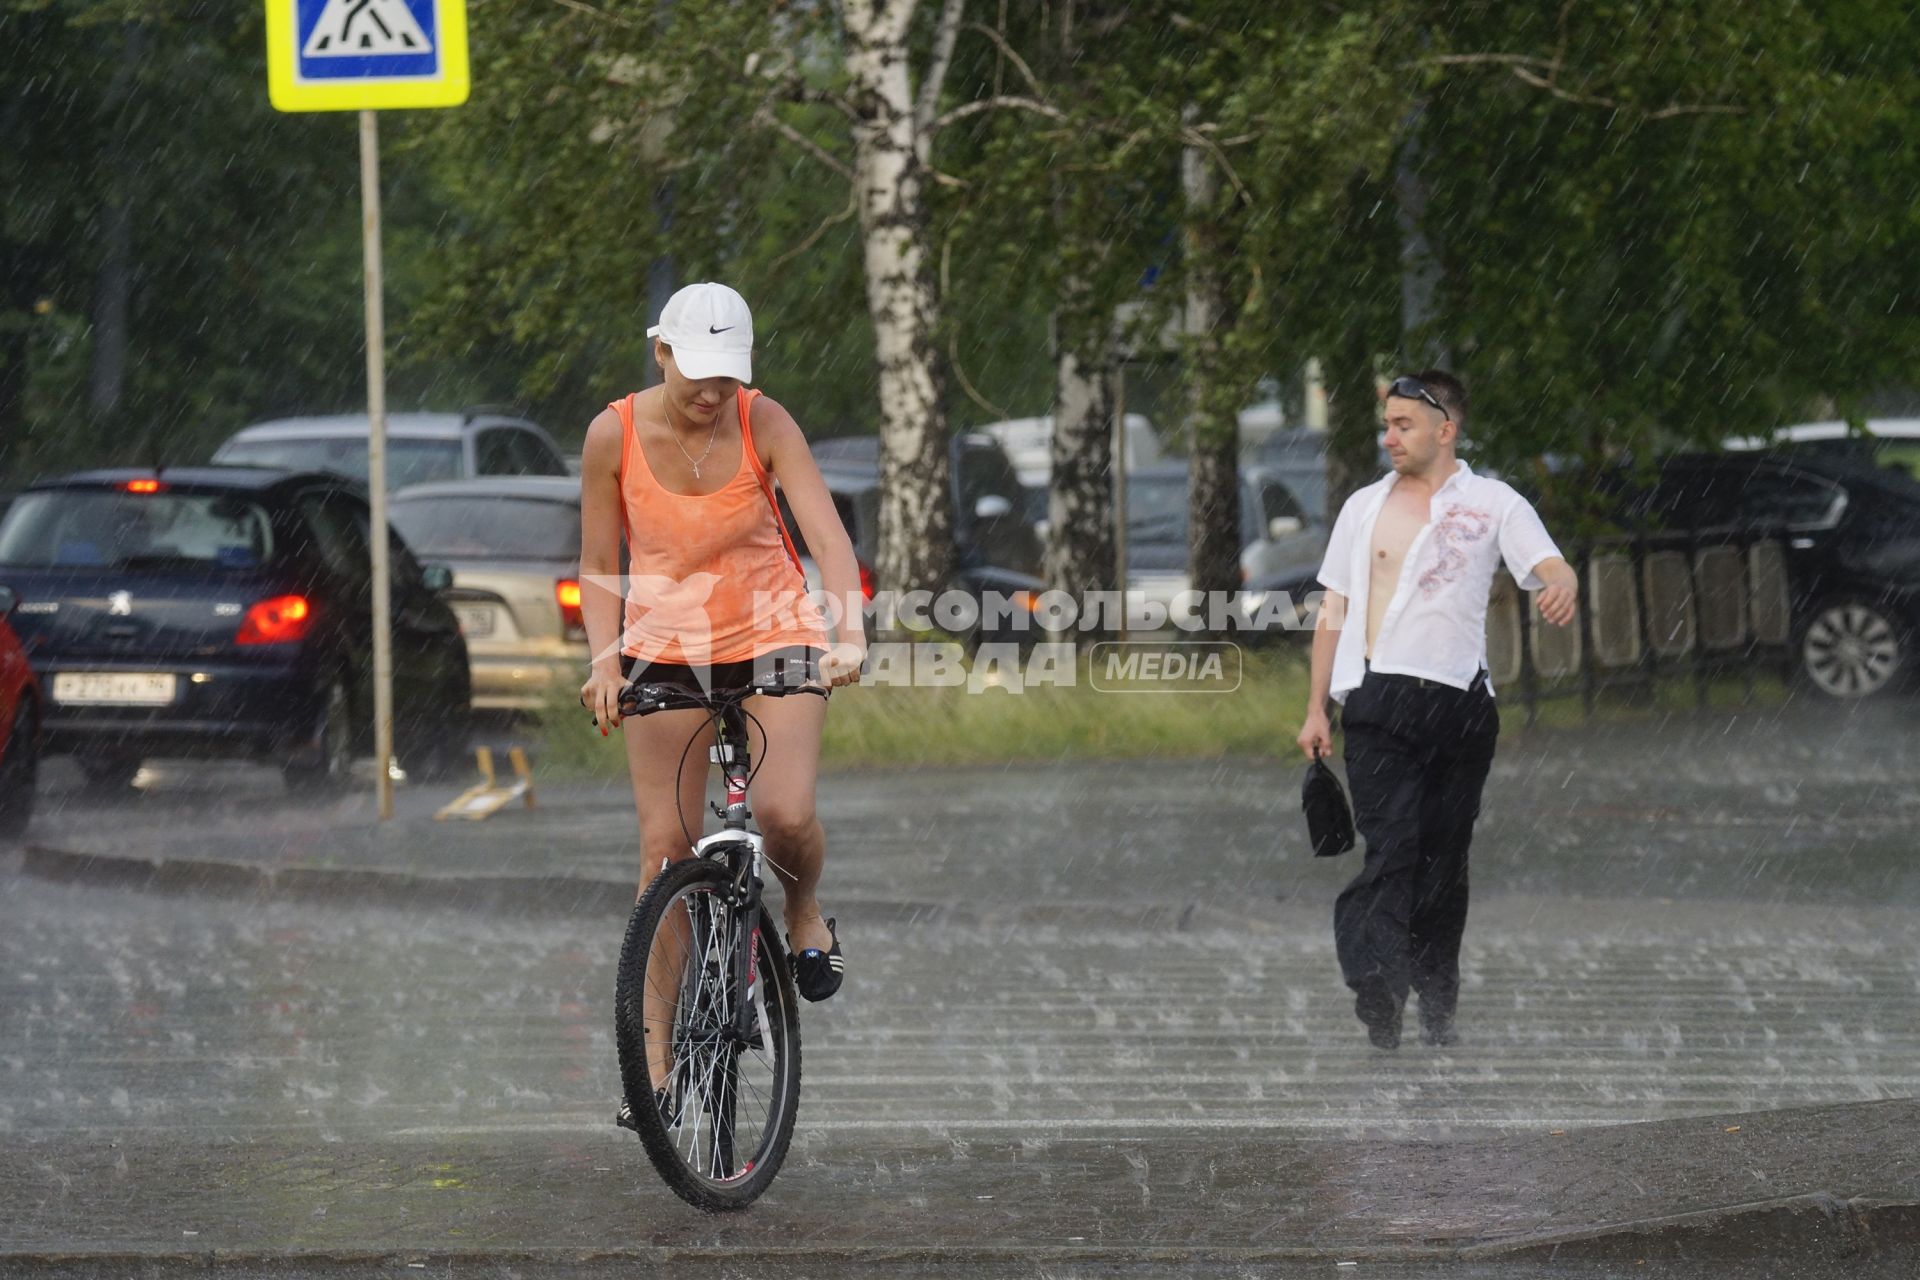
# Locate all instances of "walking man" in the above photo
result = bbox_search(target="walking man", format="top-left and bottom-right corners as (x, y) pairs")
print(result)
(1297, 371), (1577, 1049)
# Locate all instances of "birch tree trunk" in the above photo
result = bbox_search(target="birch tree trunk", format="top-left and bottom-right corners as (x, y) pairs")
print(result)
(1045, 323), (1117, 598)
(841, 0), (954, 599)
(1044, 0), (1118, 610)
(1180, 115), (1242, 617)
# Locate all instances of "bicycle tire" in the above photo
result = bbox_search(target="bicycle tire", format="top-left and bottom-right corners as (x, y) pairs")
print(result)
(614, 855), (802, 1211)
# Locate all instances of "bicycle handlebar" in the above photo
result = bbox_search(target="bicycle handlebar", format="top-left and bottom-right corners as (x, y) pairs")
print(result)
(618, 678), (828, 720)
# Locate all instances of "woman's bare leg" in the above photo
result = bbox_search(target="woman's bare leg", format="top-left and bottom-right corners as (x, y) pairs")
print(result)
(622, 706), (716, 1089)
(742, 690), (832, 954)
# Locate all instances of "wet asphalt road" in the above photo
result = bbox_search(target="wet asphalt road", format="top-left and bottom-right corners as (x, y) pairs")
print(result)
(3, 697), (1919, 1272)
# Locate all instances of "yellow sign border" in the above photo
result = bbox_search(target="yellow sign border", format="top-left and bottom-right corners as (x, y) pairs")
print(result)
(266, 0), (469, 112)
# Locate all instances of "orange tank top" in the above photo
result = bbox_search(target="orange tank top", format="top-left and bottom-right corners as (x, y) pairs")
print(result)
(613, 388), (828, 665)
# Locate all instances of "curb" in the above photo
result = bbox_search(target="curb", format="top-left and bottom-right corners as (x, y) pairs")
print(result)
(20, 844), (631, 916)
(1466, 1192), (1920, 1263)
(0, 1196), (1914, 1272)
(16, 844), (1266, 931)
(1, 1196), (1917, 1273)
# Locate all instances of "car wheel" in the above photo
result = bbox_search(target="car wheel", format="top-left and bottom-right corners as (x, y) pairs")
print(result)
(1799, 598), (1906, 700)
(284, 677), (355, 792)
(77, 751), (141, 790)
(0, 698), (39, 839)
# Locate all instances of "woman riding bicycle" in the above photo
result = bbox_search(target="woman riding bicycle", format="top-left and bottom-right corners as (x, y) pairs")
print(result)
(579, 282), (865, 1019)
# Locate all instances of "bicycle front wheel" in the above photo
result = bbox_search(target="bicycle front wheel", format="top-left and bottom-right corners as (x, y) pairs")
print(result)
(614, 855), (803, 1211)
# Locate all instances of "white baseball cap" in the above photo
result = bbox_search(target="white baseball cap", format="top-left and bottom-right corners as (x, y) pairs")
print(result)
(646, 282), (754, 384)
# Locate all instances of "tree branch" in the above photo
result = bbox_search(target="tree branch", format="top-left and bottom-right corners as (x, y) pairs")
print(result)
(756, 108), (855, 182)
(767, 189), (861, 273)
(938, 226), (1010, 418)
(914, 0), (969, 144)
(1420, 54), (1746, 120)
(932, 94), (1069, 132)
(1180, 126), (1252, 205)
(962, 20), (1045, 99)
(949, 328), (1010, 420)
(548, 0), (637, 28)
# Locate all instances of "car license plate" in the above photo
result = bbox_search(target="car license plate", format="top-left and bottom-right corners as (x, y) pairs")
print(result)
(454, 605), (496, 638)
(52, 671), (178, 706)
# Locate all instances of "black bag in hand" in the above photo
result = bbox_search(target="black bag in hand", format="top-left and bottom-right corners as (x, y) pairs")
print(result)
(1302, 757), (1355, 857)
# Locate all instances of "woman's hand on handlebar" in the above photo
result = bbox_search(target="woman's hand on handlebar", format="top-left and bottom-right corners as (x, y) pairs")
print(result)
(820, 640), (867, 689)
(580, 664), (626, 734)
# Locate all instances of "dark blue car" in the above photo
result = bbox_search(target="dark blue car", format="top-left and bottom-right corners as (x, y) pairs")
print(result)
(0, 468), (471, 789)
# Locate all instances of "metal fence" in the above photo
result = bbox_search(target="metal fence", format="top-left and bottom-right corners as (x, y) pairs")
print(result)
(1486, 529), (1797, 724)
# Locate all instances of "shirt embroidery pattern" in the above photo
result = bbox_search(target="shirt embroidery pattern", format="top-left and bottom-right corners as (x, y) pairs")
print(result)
(1418, 504), (1493, 598)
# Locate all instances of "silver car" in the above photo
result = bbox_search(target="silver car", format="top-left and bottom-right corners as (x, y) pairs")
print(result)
(1123, 463), (1324, 632)
(388, 477), (585, 713)
(213, 410), (569, 491)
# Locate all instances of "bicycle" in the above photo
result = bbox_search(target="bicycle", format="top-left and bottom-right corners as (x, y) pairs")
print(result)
(612, 674), (827, 1212)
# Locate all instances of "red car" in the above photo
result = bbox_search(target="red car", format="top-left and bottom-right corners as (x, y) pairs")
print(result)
(0, 584), (41, 837)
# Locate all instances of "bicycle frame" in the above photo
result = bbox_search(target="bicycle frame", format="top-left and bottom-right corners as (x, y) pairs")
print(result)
(698, 705), (764, 1048)
(622, 677), (826, 1059)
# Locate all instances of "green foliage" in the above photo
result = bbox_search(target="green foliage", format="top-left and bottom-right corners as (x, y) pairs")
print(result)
(0, 0), (514, 484)
(1415, 0), (1920, 519)
(6, 0), (1919, 511)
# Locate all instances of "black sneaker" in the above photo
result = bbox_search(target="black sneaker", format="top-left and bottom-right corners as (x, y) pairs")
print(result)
(614, 1087), (680, 1132)
(789, 916), (845, 1003)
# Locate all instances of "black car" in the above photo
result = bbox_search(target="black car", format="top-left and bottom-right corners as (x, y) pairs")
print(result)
(0, 468), (472, 788)
(1604, 451), (1920, 700)
(806, 433), (1048, 646)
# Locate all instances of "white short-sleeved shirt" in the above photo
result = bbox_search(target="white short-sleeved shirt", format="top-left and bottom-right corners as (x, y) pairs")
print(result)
(1316, 461), (1561, 703)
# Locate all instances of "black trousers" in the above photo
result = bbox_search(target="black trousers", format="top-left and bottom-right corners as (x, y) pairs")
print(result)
(1334, 669), (1499, 1021)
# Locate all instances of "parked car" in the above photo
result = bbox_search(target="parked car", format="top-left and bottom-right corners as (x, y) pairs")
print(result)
(808, 433), (1047, 645)
(388, 476), (590, 714)
(1600, 450), (1920, 700)
(977, 414), (1165, 490)
(1123, 462), (1323, 632)
(0, 467), (472, 789)
(1250, 427), (1397, 523)
(212, 409), (568, 490)
(0, 585), (42, 836)
(1726, 417), (1920, 484)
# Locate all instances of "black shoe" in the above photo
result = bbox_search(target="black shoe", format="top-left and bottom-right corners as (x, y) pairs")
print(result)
(1354, 980), (1403, 1051)
(790, 916), (845, 1003)
(614, 1087), (679, 1132)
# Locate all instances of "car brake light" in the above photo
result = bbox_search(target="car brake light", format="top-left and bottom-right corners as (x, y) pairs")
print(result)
(857, 558), (877, 601)
(556, 578), (586, 639)
(235, 594), (313, 645)
(123, 478), (165, 494)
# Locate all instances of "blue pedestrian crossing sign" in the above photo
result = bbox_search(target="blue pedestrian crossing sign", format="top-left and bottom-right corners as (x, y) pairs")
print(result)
(266, 0), (469, 112)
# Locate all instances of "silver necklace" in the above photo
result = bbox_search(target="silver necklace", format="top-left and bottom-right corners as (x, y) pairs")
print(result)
(671, 415), (721, 479)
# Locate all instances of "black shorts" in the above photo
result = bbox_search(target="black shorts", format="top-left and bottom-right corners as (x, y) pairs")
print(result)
(620, 645), (825, 693)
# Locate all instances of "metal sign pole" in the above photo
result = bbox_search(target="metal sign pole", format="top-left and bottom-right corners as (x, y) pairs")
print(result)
(360, 108), (395, 820)
(1114, 361), (1129, 643)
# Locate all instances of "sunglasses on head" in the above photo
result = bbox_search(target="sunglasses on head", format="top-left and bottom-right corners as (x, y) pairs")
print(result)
(1387, 376), (1448, 418)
